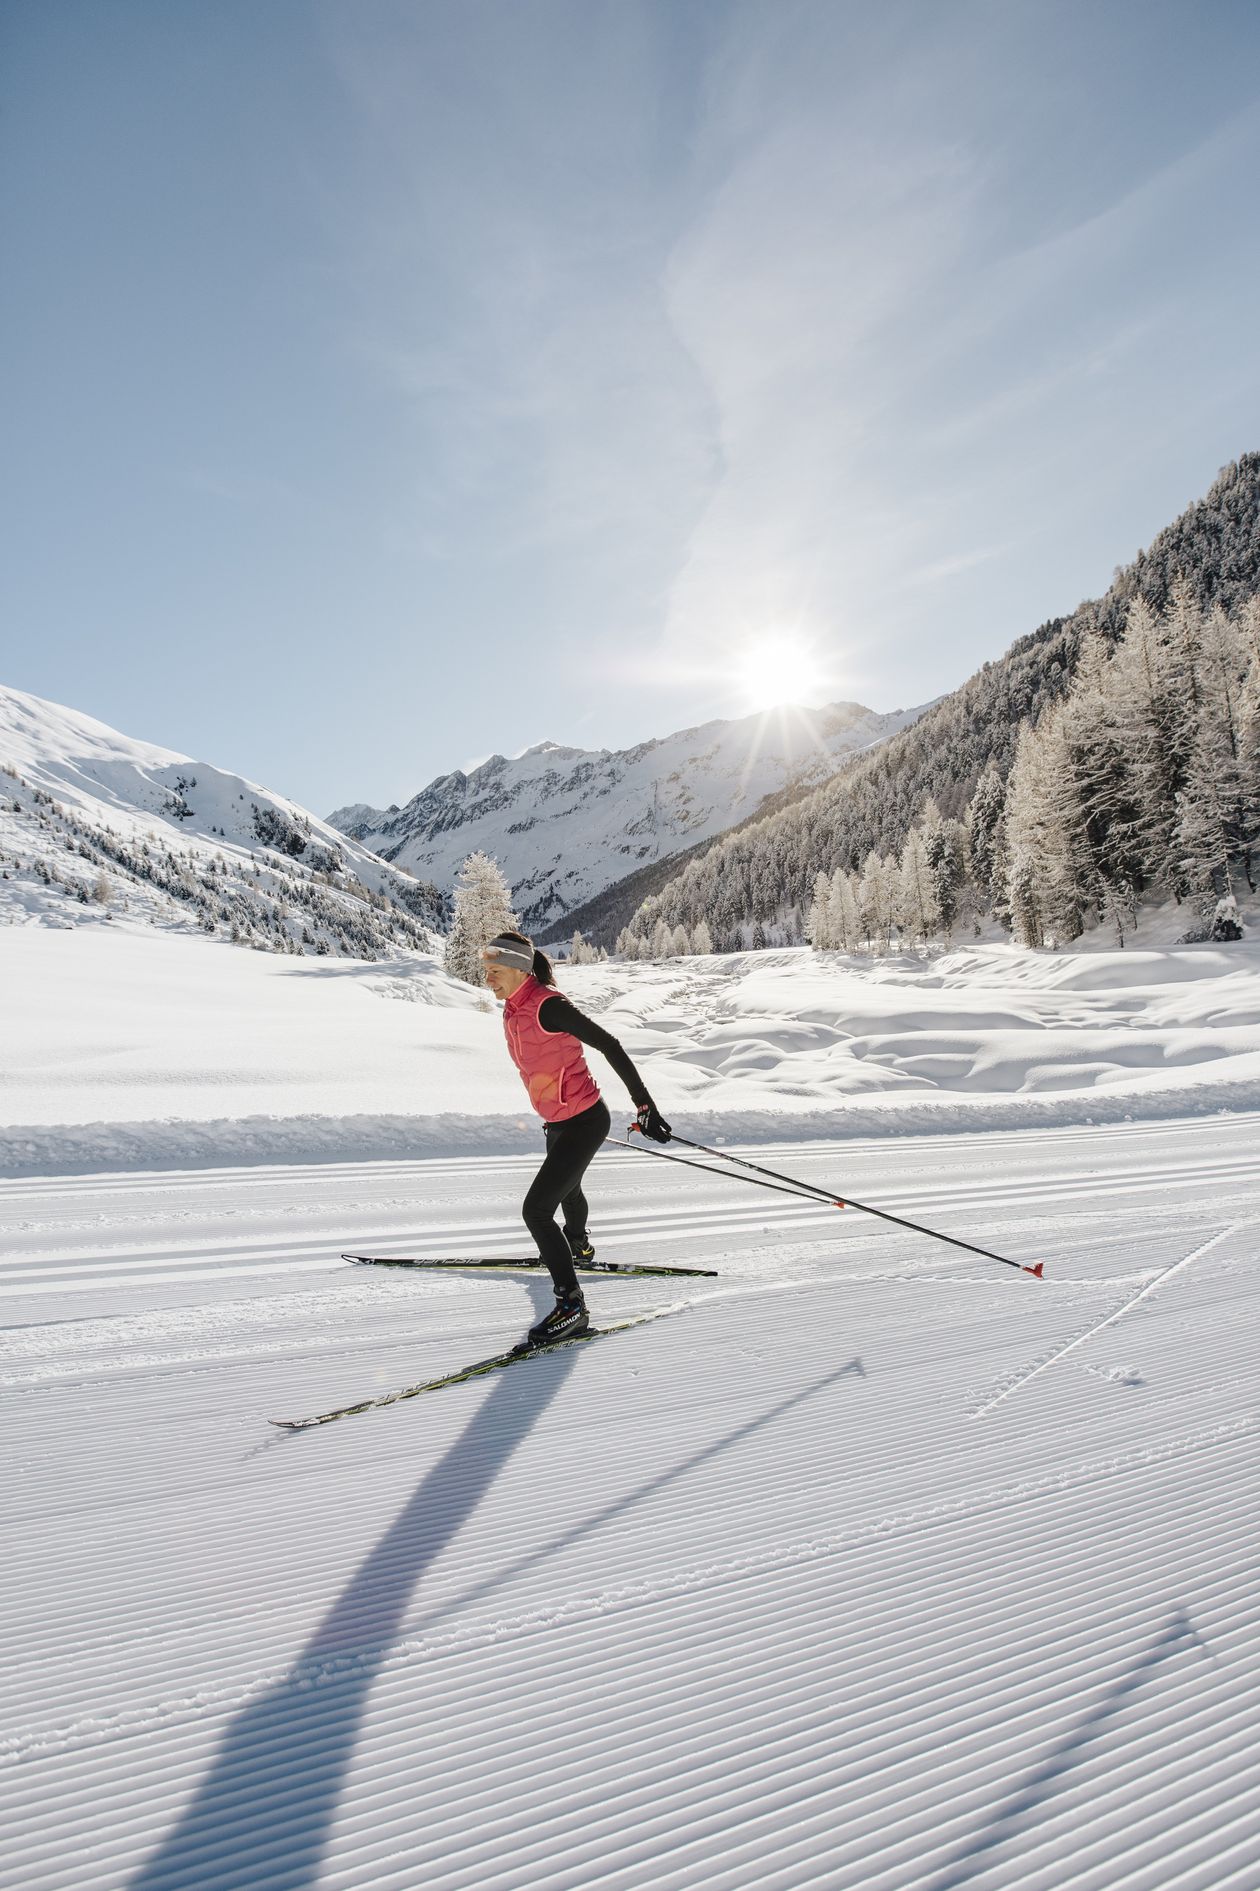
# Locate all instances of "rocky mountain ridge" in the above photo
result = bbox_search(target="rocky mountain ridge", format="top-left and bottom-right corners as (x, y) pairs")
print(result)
(329, 699), (929, 930)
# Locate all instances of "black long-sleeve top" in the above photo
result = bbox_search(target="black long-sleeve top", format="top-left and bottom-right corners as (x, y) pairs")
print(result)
(537, 994), (652, 1109)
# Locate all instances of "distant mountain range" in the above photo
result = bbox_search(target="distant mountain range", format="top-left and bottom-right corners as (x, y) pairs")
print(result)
(0, 686), (444, 957)
(11, 454), (1257, 966)
(328, 700), (930, 931)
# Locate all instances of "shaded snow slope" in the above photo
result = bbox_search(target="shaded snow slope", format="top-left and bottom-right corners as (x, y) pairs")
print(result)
(0, 684), (443, 956)
(329, 700), (928, 929)
(4, 931), (1260, 1174)
(2, 1117), (1257, 1887)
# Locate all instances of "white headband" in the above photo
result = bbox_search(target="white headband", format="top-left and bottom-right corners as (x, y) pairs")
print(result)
(483, 935), (534, 973)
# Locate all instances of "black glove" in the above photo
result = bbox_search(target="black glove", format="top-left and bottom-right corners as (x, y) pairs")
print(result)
(635, 1101), (672, 1144)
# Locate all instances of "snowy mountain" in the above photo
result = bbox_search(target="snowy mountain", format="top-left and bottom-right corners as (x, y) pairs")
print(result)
(328, 700), (928, 930)
(0, 685), (444, 958)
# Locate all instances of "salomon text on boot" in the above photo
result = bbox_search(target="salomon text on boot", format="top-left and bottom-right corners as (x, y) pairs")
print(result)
(526, 1289), (589, 1348)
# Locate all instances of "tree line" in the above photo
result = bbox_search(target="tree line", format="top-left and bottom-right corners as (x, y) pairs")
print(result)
(614, 585), (1259, 958)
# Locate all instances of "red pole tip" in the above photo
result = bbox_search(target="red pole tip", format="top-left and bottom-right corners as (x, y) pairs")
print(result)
(833, 1199), (846, 1210)
(1024, 1261), (1045, 1279)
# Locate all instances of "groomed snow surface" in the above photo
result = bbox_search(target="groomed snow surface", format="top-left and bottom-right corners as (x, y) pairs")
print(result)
(3, 932), (1260, 1887)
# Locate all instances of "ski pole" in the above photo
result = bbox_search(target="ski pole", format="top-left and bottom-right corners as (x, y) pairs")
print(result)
(632, 1128), (1045, 1279)
(604, 1134), (840, 1207)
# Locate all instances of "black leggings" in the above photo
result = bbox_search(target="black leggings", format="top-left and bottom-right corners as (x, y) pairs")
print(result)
(522, 1098), (611, 1294)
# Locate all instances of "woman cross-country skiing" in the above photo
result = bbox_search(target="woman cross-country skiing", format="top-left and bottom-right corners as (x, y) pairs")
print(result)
(481, 930), (672, 1347)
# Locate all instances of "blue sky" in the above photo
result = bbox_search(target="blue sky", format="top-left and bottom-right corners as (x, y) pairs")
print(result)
(3, 0), (1260, 815)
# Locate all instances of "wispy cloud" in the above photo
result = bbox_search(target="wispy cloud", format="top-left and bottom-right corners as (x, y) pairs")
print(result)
(901, 547), (1001, 588)
(323, 3), (716, 597)
(321, 0), (1260, 747)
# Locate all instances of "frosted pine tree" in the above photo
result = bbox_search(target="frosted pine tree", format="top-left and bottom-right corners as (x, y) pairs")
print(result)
(966, 764), (1007, 925)
(828, 868), (861, 952)
(1190, 604), (1254, 893)
(444, 852), (520, 986)
(1064, 635), (1142, 941)
(1232, 598), (1260, 856)
(1238, 650), (1260, 857)
(691, 918), (714, 955)
(806, 871), (832, 951)
(1173, 730), (1241, 904)
(857, 851), (896, 954)
(919, 798), (966, 940)
(896, 826), (940, 947)
(1004, 706), (1091, 946)
(1003, 724), (1052, 947)
(1172, 610), (1255, 900)
(1106, 597), (1183, 892)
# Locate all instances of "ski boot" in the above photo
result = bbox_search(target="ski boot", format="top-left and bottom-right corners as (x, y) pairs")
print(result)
(525, 1288), (589, 1349)
(567, 1229), (595, 1264)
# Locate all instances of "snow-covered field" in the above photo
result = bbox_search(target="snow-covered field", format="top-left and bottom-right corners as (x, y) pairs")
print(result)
(4, 931), (1260, 1887)
(5, 926), (1260, 1173)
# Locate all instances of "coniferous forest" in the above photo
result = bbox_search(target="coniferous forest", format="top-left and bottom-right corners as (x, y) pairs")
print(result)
(609, 455), (1260, 957)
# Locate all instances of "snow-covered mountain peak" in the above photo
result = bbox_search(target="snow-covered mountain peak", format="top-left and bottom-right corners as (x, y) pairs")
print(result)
(329, 697), (931, 931)
(0, 683), (444, 957)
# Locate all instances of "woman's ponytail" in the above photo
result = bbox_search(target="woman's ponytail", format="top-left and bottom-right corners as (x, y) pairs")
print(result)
(532, 947), (557, 987)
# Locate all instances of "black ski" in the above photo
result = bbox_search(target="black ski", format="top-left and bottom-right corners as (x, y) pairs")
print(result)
(270, 1304), (684, 1431)
(342, 1252), (717, 1279)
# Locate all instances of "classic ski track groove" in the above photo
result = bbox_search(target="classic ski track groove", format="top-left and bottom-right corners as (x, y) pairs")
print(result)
(3, 1146), (1254, 1292)
(5, 1415), (1254, 1772)
(2, 1118), (1257, 1890)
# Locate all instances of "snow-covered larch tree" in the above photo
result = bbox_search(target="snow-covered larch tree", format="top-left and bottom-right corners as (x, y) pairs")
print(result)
(857, 851), (896, 954)
(443, 852), (520, 986)
(896, 826), (940, 948)
(1063, 634), (1142, 943)
(828, 868), (861, 952)
(1003, 708), (1092, 946)
(806, 871), (832, 951)
(691, 918), (714, 955)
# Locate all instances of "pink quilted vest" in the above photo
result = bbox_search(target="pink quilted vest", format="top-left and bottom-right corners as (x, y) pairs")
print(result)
(503, 977), (601, 1123)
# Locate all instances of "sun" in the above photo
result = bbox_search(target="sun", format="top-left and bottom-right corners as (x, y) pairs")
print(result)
(735, 637), (823, 712)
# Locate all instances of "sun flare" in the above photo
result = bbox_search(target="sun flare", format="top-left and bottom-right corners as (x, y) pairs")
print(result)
(735, 637), (822, 712)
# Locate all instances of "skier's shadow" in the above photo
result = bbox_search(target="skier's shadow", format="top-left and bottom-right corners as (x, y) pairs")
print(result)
(130, 1342), (863, 1891)
(129, 1339), (581, 1891)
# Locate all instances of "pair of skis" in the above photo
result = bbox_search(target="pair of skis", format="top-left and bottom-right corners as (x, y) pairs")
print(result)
(271, 1133), (1045, 1430)
(268, 1252), (708, 1430)
(341, 1251), (716, 1280)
